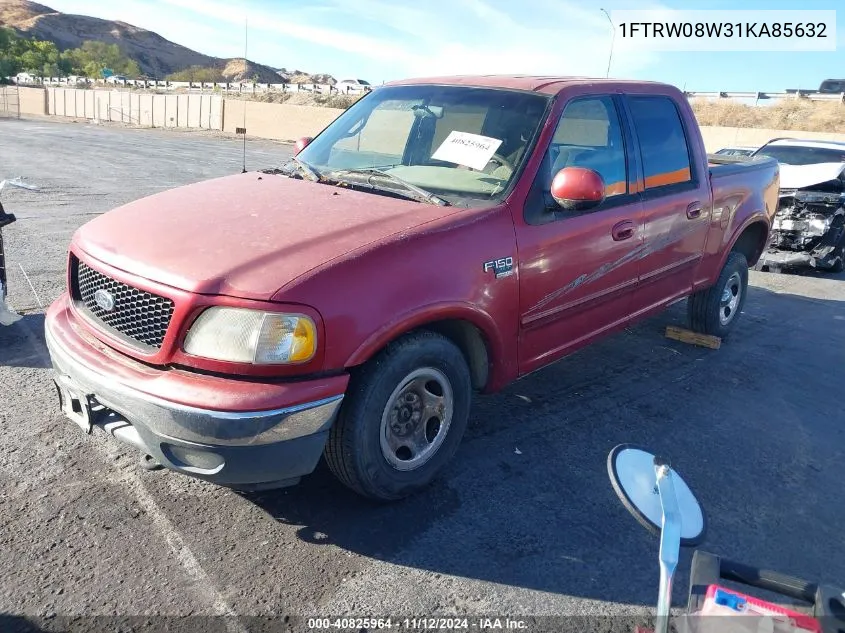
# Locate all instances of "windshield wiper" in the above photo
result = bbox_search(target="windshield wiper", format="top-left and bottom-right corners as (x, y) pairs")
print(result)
(284, 156), (321, 182)
(328, 168), (450, 206)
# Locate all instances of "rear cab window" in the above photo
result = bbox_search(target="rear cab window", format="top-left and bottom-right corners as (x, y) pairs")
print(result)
(626, 95), (696, 194)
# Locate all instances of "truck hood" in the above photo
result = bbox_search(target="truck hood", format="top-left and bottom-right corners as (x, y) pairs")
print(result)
(74, 172), (461, 300)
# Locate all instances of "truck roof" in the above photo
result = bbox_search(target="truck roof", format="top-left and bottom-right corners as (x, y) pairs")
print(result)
(384, 74), (675, 95)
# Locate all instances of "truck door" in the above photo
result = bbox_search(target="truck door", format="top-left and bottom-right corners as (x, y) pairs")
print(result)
(621, 94), (711, 317)
(515, 95), (645, 376)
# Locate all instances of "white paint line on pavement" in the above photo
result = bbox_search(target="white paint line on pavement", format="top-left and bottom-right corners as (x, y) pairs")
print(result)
(106, 461), (248, 633)
(13, 316), (247, 633)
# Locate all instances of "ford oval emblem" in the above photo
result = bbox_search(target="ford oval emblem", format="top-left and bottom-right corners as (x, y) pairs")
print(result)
(93, 288), (116, 312)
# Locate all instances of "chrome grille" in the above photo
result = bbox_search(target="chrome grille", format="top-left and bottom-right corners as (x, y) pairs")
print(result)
(73, 257), (174, 350)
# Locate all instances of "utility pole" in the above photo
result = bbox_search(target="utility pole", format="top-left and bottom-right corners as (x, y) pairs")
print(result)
(241, 16), (248, 173)
(600, 8), (615, 78)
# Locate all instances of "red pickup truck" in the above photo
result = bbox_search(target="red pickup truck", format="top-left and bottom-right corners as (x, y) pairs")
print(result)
(45, 76), (779, 501)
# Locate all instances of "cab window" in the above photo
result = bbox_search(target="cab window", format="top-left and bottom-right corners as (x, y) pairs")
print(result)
(627, 95), (693, 191)
(545, 96), (628, 201)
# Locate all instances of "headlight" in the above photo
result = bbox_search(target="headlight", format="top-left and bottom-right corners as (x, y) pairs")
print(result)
(183, 307), (317, 364)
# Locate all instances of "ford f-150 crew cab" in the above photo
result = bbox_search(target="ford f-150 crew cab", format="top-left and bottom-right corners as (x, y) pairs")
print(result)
(45, 75), (780, 501)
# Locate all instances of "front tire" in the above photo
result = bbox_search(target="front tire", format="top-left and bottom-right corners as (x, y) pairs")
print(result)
(687, 251), (749, 338)
(325, 331), (472, 502)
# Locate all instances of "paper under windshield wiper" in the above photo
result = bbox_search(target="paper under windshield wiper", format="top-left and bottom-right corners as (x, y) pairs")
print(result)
(329, 168), (449, 206)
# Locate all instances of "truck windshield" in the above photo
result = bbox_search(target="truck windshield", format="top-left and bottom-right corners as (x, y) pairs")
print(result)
(295, 84), (550, 205)
(754, 145), (845, 165)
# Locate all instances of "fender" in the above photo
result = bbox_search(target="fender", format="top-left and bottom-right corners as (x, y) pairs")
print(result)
(719, 211), (772, 271)
(345, 301), (513, 391)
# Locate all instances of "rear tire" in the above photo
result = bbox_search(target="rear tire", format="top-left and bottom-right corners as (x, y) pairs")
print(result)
(687, 251), (749, 339)
(325, 331), (472, 502)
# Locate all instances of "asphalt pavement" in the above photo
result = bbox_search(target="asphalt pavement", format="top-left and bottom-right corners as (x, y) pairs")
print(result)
(1, 118), (843, 632)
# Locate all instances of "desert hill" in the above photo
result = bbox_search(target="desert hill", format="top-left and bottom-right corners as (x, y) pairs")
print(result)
(0, 0), (334, 83)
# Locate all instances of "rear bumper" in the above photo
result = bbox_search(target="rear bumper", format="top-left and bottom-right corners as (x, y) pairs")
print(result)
(45, 293), (349, 488)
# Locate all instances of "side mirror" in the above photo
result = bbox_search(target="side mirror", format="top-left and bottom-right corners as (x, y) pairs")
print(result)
(608, 444), (707, 633)
(608, 444), (706, 545)
(294, 136), (313, 156)
(550, 167), (606, 211)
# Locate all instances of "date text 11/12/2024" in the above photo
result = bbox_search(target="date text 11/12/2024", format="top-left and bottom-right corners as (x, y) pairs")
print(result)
(307, 617), (529, 630)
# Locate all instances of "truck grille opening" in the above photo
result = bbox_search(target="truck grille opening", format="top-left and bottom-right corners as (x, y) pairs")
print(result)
(71, 256), (174, 351)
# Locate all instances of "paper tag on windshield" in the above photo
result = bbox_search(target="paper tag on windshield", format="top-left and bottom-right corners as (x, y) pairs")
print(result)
(431, 131), (504, 171)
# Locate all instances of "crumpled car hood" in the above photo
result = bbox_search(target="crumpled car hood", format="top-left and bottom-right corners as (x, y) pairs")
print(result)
(779, 162), (845, 190)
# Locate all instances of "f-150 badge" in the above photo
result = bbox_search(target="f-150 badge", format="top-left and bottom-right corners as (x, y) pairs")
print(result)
(483, 256), (514, 279)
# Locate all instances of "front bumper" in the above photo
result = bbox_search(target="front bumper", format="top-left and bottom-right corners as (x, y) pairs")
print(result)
(755, 245), (841, 272)
(45, 294), (349, 489)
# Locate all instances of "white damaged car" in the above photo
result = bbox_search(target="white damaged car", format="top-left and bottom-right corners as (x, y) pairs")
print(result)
(751, 138), (845, 273)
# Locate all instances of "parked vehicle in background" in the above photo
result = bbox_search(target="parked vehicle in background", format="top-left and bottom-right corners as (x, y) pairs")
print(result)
(750, 138), (845, 273)
(752, 138), (845, 165)
(13, 72), (36, 85)
(335, 78), (371, 93)
(818, 78), (845, 93)
(714, 146), (757, 157)
(104, 75), (127, 84)
(45, 75), (779, 502)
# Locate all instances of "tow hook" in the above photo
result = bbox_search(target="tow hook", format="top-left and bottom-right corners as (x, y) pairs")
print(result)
(140, 452), (164, 471)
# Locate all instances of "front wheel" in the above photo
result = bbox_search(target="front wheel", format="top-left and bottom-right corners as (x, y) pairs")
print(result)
(325, 331), (472, 501)
(687, 251), (749, 339)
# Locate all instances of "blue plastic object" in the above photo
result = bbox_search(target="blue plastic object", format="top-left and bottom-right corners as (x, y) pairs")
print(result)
(713, 588), (746, 612)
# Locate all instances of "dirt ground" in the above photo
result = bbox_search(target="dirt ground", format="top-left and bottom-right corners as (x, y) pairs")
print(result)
(1, 118), (843, 633)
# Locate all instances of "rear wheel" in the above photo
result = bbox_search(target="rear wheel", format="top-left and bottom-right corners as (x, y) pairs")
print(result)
(325, 331), (472, 501)
(687, 251), (749, 338)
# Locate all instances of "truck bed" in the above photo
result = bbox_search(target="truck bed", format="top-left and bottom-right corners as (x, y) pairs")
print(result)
(708, 153), (778, 178)
(708, 155), (779, 215)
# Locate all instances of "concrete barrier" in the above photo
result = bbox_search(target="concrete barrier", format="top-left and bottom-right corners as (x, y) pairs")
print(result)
(222, 99), (343, 141)
(220, 98), (845, 150)
(700, 126), (845, 152)
(1, 86), (48, 116)
(0, 86), (16, 116)
(19, 87), (47, 115)
(20, 86), (845, 156)
(46, 88), (223, 130)
(138, 93), (153, 126)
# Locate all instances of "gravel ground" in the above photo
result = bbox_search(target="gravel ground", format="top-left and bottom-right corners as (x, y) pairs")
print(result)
(1, 118), (843, 633)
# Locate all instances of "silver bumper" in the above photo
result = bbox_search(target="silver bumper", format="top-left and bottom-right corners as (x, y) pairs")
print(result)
(45, 323), (344, 487)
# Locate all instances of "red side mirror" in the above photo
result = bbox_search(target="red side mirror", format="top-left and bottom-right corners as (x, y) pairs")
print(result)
(550, 167), (606, 210)
(294, 136), (313, 156)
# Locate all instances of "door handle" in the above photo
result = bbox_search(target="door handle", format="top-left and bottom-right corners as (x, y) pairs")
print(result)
(611, 220), (636, 241)
(686, 201), (703, 219)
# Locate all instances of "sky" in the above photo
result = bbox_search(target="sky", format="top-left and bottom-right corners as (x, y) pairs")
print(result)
(42, 0), (844, 92)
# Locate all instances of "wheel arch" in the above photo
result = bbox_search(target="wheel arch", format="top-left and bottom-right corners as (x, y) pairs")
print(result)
(729, 218), (770, 267)
(344, 303), (508, 393)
